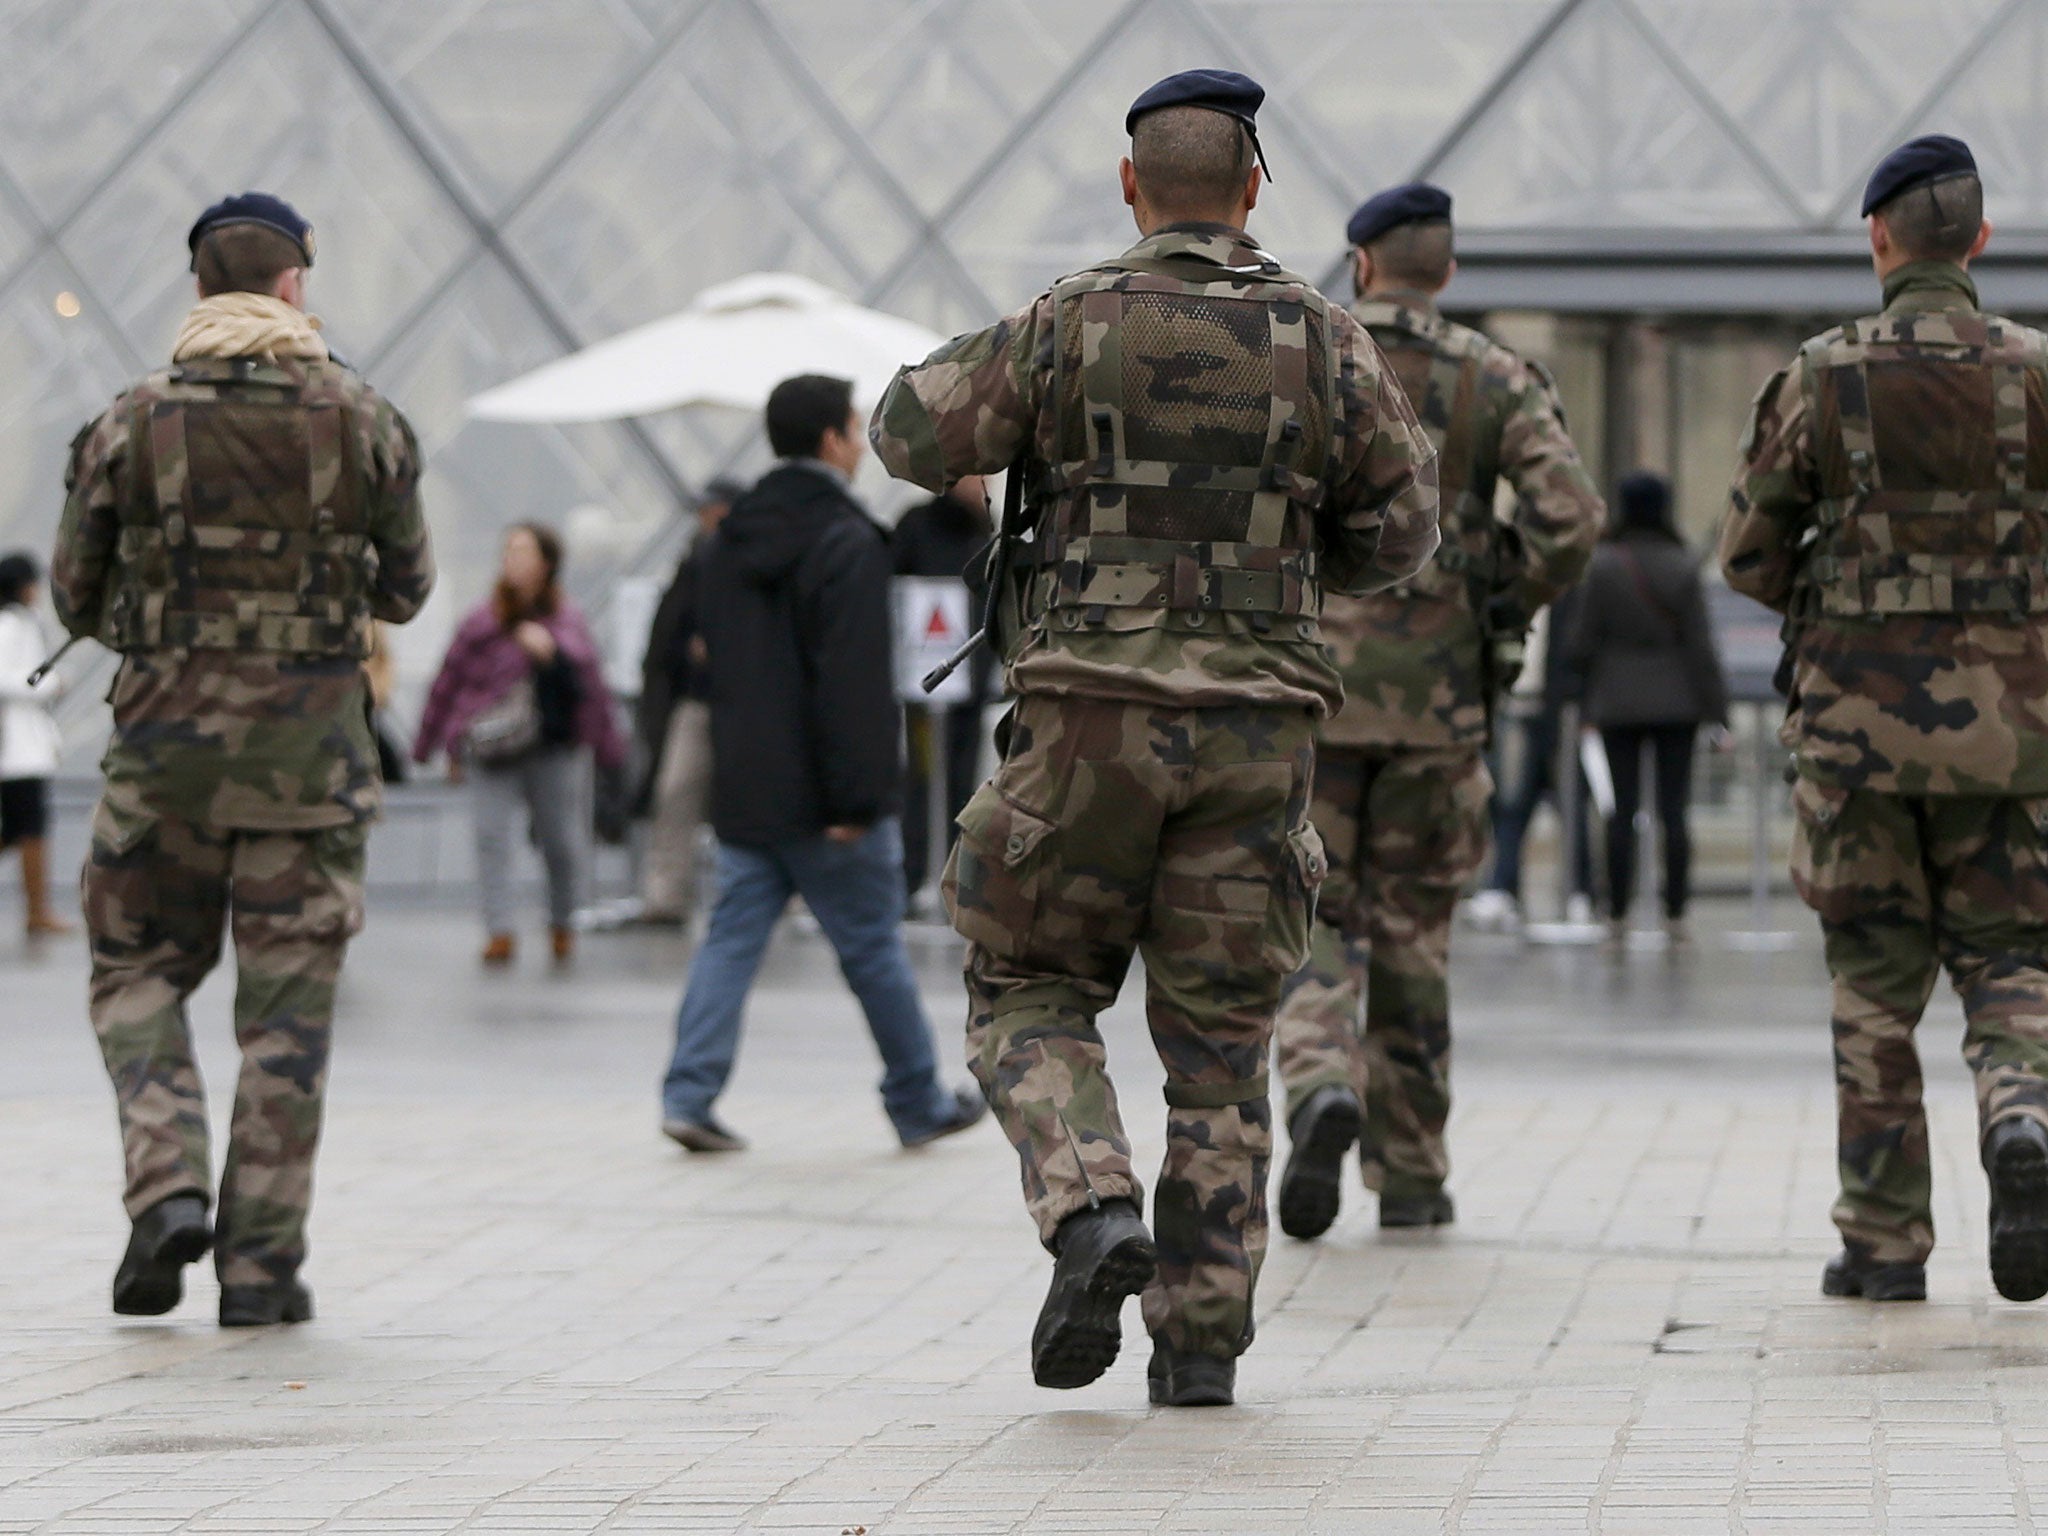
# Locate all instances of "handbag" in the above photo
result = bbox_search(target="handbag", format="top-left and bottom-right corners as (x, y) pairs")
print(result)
(464, 673), (541, 765)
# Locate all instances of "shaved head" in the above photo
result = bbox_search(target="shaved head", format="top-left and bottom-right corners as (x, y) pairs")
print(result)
(1876, 174), (1984, 263)
(1130, 105), (1256, 223)
(1363, 219), (1454, 293)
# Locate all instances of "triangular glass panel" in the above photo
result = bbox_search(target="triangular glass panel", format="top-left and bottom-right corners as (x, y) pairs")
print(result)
(507, 1), (918, 340)
(0, 0), (273, 222)
(1632, 0), (2011, 223)
(327, 0), (655, 210)
(0, 252), (143, 553)
(784, 0), (1118, 216)
(1884, 2), (2048, 237)
(1215, 0), (1567, 201)
(1433, 0), (1793, 228)
(60, 4), (474, 366)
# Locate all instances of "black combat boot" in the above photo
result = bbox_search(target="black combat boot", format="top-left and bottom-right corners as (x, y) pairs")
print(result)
(219, 1278), (314, 1328)
(1379, 1189), (1456, 1229)
(1277, 1085), (1361, 1241)
(1146, 1340), (1236, 1408)
(111, 1194), (212, 1316)
(1985, 1115), (2048, 1302)
(1031, 1198), (1156, 1389)
(1821, 1247), (1926, 1301)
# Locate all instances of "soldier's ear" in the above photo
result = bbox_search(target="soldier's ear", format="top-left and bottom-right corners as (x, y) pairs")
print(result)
(1118, 157), (1139, 210)
(1867, 215), (1891, 261)
(1970, 219), (1994, 261)
(1242, 164), (1262, 214)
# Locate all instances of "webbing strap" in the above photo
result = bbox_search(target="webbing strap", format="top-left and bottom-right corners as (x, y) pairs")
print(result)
(1079, 288), (1127, 536)
(1164, 1073), (1269, 1110)
(149, 400), (189, 535)
(1424, 337), (1480, 508)
(1046, 458), (1322, 498)
(159, 608), (361, 652)
(1250, 297), (1308, 546)
(1836, 361), (1881, 494)
(303, 403), (355, 534)
(1996, 357), (2030, 502)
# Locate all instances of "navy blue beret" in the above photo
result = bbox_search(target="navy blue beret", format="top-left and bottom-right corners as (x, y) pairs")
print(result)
(1347, 182), (1453, 248)
(1126, 69), (1272, 180)
(187, 192), (316, 269)
(1126, 69), (1264, 135)
(1860, 135), (1976, 218)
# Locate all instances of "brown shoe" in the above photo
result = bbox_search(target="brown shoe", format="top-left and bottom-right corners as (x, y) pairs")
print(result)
(19, 837), (74, 935)
(481, 933), (516, 966)
(550, 926), (575, 963)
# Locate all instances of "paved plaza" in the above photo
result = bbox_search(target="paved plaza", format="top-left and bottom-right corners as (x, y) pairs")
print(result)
(5, 893), (2048, 1533)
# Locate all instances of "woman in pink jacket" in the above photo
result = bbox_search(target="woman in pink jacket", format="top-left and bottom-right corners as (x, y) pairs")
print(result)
(415, 523), (625, 964)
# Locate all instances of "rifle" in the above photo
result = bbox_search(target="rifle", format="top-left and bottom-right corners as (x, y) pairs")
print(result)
(920, 463), (1028, 695)
(1773, 529), (1822, 699)
(27, 635), (81, 688)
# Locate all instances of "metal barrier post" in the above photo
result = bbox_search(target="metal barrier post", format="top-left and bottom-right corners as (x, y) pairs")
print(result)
(1524, 704), (1604, 947)
(1728, 699), (1797, 952)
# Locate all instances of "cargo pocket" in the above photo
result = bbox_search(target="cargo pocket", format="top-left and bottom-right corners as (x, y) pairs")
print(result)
(1260, 820), (1327, 972)
(1787, 775), (1852, 915)
(943, 781), (1057, 958)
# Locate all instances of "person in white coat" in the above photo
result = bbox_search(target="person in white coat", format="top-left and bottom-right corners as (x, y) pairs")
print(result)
(0, 552), (71, 935)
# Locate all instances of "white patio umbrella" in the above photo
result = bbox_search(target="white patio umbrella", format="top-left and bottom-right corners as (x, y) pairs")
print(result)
(465, 272), (948, 423)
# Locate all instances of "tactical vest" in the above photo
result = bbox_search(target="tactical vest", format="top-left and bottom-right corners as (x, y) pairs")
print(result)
(1031, 253), (1339, 634)
(1797, 309), (2048, 618)
(1363, 306), (1498, 607)
(104, 357), (375, 658)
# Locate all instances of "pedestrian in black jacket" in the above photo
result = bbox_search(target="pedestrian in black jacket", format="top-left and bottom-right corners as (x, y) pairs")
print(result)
(893, 479), (994, 906)
(658, 373), (985, 1153)
(1566, 471), (1730, 943)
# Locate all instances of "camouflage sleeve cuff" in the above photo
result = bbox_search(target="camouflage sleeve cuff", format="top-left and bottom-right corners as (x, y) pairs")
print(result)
(869, 369), (950, 491)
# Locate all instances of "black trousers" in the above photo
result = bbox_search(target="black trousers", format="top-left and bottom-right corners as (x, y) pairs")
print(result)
(902, 703), (984, 898)
(1601, 722), (1698, 921)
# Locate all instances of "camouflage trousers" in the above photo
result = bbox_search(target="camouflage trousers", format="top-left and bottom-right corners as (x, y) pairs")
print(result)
(947, 694), (1322, 1357)
(82, 794), (366, 1288)
(1792, 778), (2048, 1265)
(1272, 745), (1493, 1199)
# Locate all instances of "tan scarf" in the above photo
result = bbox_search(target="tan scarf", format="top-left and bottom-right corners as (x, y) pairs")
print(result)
(171, 292), (329, 364)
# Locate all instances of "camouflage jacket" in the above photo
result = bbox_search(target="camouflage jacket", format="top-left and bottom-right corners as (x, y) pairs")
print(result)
(871, 223), (1439, 717)
(54, 355), (433, 831)
(1320, 292), (1603, 750)
(1720, 261), (2048, 794)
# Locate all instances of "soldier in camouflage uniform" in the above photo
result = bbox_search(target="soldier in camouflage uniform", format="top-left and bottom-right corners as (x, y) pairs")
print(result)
(1271, 184), (1603, 1242)
(872, 70), (1438, 1406)
(1721, 136), (2048, 1305)
(53, 193), (433, 1326)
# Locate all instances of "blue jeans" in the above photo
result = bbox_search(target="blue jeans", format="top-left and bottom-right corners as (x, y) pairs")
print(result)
(660, 817), (955, 1140)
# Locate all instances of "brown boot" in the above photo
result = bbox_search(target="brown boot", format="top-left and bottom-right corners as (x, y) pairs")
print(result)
(19, 838), (74, 936)
(481, 933), (516, 966)
(550, 926), (575, 964)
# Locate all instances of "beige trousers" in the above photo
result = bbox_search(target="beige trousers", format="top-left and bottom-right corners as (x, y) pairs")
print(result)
(641, 700), (713, 921)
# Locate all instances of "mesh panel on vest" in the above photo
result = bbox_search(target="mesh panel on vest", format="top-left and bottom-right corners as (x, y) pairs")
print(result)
(1039, 261), (1337, 621)
(107, 361), (374, 656)
(1800, 311), (2048, 618)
